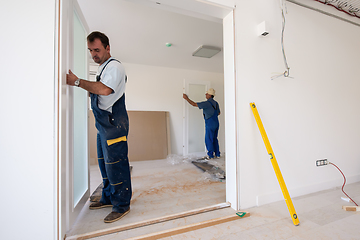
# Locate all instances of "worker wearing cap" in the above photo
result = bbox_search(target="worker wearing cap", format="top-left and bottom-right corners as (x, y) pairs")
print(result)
(183, 88), (221, 159)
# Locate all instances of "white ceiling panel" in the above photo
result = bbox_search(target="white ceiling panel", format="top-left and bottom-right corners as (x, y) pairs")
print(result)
(77, 0), (225, 73)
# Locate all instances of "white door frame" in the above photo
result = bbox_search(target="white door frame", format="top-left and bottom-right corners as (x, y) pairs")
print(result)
(222, 10), (238, 211)
(57, 0), (90, 238)
(183, 79), (211, 157)
(188, 0), (238, 211)
(56, 1), (238, 238)
(67, 0), (90, 229)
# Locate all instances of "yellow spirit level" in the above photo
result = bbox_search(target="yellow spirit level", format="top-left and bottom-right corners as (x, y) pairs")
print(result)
(250, 102), (300, 226)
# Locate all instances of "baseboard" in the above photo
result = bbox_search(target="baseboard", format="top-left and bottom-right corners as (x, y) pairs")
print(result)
(256, 174), (360, 206)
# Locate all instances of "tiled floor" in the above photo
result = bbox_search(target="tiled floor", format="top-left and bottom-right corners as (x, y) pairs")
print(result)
(66, 158), (360, 240)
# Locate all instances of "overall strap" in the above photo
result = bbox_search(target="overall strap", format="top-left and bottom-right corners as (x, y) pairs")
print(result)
(96, 59), (121, 82)
(211, 101), (218, 110)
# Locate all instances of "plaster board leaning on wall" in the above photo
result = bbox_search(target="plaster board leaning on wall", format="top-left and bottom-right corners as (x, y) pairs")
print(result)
(128, 111), (171, 161)
(88, 110), (171, 164)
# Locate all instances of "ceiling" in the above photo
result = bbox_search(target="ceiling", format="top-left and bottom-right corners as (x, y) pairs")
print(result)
(77, 0), (360, 74)
(77, 0), (231, 73)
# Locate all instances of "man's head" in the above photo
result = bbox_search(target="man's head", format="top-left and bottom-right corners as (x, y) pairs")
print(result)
(206, 88), (215, 99)
(87, 31), (111, 65)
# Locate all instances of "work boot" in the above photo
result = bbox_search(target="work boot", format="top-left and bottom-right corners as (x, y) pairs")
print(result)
(89, 202), (112, 210)
(104, 207), (130, 223)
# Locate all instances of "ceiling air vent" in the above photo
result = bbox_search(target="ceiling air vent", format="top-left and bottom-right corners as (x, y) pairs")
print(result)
(192, 45), (221, 58)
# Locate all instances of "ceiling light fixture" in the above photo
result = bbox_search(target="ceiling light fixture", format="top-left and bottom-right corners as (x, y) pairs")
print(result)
(192, 45), (221, 58)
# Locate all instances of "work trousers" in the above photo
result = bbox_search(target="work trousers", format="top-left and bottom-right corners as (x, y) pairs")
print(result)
(91, 93), (132, 213)
(204, 111), (220, 158)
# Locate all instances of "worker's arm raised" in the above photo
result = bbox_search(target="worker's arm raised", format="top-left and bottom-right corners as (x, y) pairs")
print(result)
(183, 94), (198, 107)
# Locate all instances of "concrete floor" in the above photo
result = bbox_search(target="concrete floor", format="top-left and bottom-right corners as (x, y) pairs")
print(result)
(66, 158), (360, 240)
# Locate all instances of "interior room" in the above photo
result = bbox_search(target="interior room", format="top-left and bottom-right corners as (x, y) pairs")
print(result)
(65, 0), (228, 238)
(2, 0), (360, 239)
(79, 0), (226, 162)
(66, 0), (360, 238)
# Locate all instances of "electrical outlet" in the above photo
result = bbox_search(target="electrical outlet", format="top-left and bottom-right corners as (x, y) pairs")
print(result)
(316, 159), (328, 167)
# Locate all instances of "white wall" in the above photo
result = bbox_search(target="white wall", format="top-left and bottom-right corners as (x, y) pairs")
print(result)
(122, 62), (225, 156)
(235, 0), (360, 209)
(0, 0), (57, 239)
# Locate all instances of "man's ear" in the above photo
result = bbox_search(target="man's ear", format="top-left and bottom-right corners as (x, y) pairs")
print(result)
(106, 45), (110, 53)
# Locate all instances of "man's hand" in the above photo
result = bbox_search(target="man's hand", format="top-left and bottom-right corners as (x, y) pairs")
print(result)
(183, 93), (197, 107)
(66, 69), (112, 95)
(66, 70), (78, 86)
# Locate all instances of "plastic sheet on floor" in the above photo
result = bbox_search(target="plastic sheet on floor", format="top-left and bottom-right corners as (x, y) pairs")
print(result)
(166, 154), (226, 182)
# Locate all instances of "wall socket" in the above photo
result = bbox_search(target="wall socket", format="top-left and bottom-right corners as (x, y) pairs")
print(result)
(316, 159), (328, 167)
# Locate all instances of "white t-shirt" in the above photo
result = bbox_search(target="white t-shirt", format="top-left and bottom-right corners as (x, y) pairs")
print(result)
(97, 57), (126, 112)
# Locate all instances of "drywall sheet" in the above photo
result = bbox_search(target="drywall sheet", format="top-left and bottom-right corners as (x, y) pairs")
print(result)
(88, 110), (97, 165)
(89, 110), (170, 164)
(128, 111), (170, 161)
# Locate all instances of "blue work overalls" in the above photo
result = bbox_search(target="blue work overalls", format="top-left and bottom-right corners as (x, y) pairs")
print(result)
(204, 100), (220, 158)
(91, 89), (132, 213)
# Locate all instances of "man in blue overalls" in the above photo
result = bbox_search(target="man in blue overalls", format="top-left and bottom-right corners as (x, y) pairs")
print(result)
(183, 88), (221, 159)
(66, 31), (131, 223)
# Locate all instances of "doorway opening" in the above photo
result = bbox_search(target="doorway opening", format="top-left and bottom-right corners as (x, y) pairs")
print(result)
(183, 79), (211, 157)
(61, 0), (236, 239)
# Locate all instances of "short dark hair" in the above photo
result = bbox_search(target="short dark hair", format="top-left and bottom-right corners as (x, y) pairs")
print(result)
(87, 31), (110, 49)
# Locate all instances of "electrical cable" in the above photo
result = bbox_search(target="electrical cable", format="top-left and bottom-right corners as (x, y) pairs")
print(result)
(329, 161), (358, 206)
(272, 0), (292, 80)
(281, 4), (290, 77)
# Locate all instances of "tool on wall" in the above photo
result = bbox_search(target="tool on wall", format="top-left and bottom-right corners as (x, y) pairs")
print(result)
(250, 102), (300, 226)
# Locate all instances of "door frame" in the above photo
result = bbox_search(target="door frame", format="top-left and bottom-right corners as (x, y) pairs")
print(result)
(67, 0), (90, 229)
(183, 79), (210, 157)
(56, 1), (238, 239)
(57, 0), (90, 238)
(222, 10), (238, 210)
